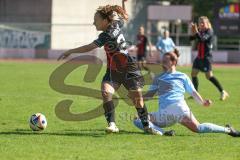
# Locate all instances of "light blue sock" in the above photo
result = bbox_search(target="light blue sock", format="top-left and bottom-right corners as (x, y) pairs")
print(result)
(197, 123), (230, 133)
(133, 119), (164, 134)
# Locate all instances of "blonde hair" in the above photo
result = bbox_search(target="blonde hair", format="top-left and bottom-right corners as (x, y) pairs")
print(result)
(198, 16), (212, 29)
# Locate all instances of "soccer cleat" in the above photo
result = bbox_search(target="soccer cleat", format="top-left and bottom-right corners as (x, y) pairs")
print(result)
(143, 126), (162, 135)
(163, 130), (175, 136)
(226, 124), (240, 137)
(105, 122), (119, 133)
(220, 90), (229, 101)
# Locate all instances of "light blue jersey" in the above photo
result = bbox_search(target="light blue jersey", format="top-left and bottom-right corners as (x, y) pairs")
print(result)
(156, 37), (175, 54)
(149, 71), (196, 109)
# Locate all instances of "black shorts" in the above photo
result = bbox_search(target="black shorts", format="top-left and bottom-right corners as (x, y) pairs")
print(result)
(102, 69), (144, 90)
(192, 57), (212, 72)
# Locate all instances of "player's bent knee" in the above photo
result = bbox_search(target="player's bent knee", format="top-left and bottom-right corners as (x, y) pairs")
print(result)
(101, 91), (112, 101)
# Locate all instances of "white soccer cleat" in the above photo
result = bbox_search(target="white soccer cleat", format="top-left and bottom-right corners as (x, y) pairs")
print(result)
(105, 122), (119, 133)
(220, 90), (229, 101)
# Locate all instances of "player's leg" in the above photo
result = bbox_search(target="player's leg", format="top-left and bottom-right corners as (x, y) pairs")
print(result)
(164, 100), (238, 136)
(137, 55), (143, 70)
(203, 57), (229, 100)
(133, 115), (164, 135)
(191, 68), (200, 91)
(191, 58), (201, 92)
(133, 111), (176, 136)
(205, 71), (229, 100)
(101, 73), (121, 133)
(132, 99), (180, 136)
(205, 70), (222, 92)
(128, 88), (162, 135)
(180, 112), (235, 135)
(128, 89), (148, 128)
(123, 58), (161, 134)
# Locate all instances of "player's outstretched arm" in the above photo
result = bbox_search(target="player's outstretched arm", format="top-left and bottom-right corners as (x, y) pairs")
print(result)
(191, 91), (212, 107)
(143, 90), (157, 101)
(57, 42), (98, 60)
(122, 0), (127, 13)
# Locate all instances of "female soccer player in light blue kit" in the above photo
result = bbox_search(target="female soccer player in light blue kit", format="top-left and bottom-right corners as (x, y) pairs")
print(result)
(133, 49), (240, 137)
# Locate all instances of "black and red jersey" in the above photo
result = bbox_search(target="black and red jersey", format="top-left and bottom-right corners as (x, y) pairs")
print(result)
(136, 34), (148, 56)
(93, 19), (133, 71)
(190, 29), (213, 59)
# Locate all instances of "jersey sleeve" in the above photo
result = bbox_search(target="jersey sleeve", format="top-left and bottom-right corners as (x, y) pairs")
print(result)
(195, 29), (213, 42)
(184, 74), (196, 95)
(93, 32), (111, 48)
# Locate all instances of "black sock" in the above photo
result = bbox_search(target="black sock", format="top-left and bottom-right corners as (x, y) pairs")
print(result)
(192, 77), (199, 91)
(209, 76), (223, 92)
(136, 104), (149, 128)
(103, 101), (115, 123)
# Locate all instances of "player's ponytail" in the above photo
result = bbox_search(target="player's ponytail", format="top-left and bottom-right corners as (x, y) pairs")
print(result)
(165, 48), (180, 65)
(111, 5), (128, 20)
(96, 5), (128, 22)
(173, 48), (180, 58)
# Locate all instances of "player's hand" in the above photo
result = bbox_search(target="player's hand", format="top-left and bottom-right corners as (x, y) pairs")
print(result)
(57, 51), (72, 61)
(203, 99), (212, 107)
(122, 0), (127, 4)
(191, 22), (198, 34)
(191, 23), (195, 34)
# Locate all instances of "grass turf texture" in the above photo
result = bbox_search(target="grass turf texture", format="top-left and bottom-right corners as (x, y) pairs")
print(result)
(0, 61), (239, 160)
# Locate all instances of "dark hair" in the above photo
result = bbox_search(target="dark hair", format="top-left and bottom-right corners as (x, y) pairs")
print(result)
(165, 48), (180, 65)
(173, 48), (180, 58)
(96, 5), (128, 22)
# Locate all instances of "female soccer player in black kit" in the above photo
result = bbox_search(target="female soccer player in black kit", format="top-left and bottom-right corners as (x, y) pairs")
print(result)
(190, 16), (229, 100)
(58, 0), (160, 134)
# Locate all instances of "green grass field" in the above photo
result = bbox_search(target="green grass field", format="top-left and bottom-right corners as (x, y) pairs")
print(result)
(0, 61), (240, 160)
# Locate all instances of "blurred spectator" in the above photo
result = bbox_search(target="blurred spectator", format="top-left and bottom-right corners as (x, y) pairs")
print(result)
(156, 30), (176, 59)
(136, 26), (152, 69)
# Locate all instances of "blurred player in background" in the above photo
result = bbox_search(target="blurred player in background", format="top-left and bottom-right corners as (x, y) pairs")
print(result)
(133, 49), (240, 137)
(190, 16), (229, 100)
(156, 30), (176, 60)
(136, 26), (154, 79)
(58, 0), (161, 134)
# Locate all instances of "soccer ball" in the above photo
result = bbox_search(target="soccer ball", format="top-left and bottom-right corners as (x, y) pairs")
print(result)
(29, 113), (47, 131)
